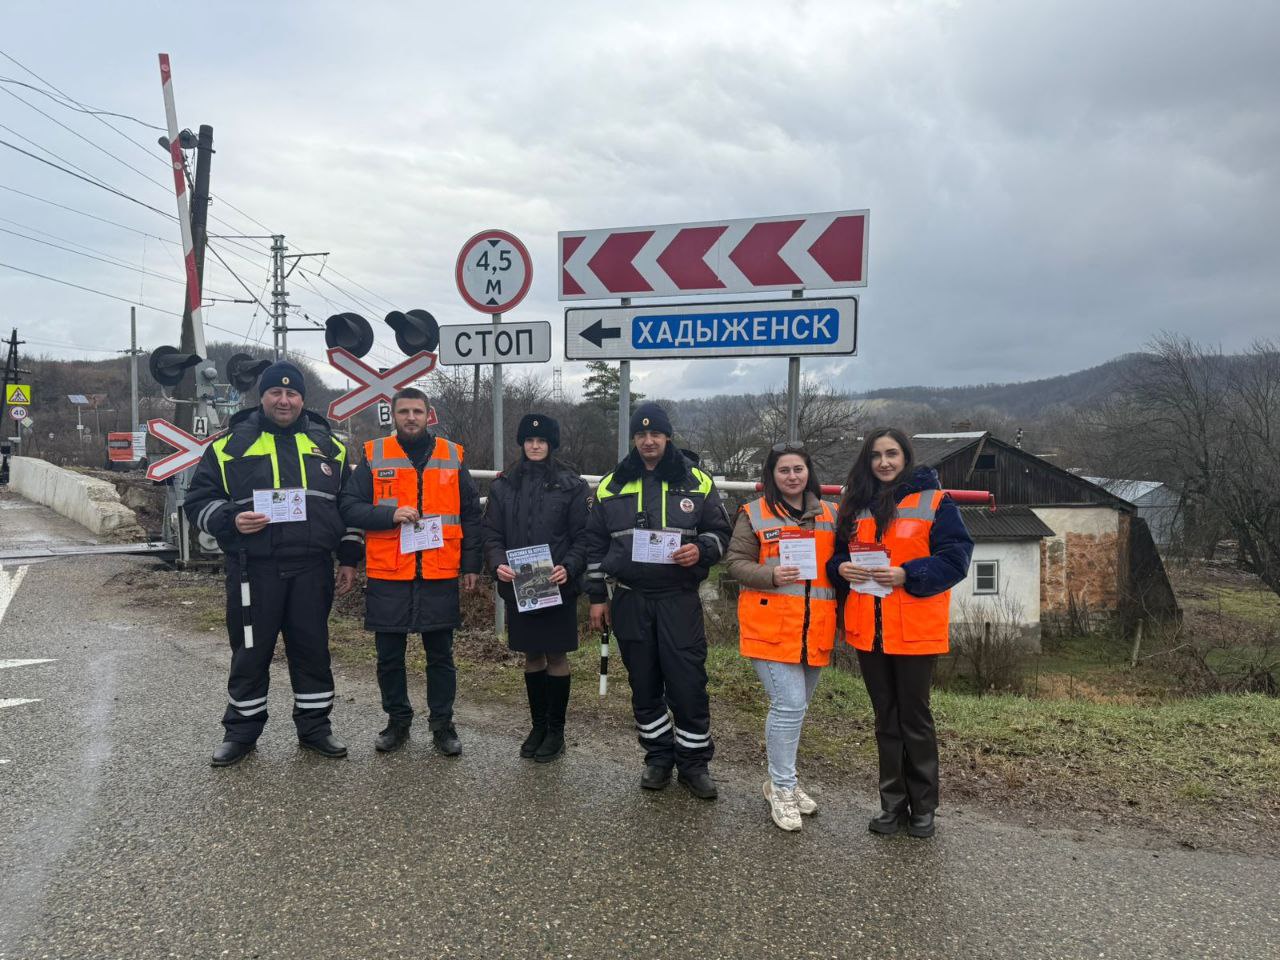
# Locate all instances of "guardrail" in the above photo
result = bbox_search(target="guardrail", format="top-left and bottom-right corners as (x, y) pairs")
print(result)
(467, 469), (996, 510)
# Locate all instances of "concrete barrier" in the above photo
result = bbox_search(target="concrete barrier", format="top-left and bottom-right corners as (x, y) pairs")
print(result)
(9, 457), (147, 541)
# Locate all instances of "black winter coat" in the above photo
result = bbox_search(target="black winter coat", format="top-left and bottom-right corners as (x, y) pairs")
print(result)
(183, 407), (362, 567)
(481, 459), (590, 604)
(583, 443), (732, 600)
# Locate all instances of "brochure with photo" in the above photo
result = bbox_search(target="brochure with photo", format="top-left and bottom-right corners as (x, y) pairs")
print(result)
(506, 543), (562, 611)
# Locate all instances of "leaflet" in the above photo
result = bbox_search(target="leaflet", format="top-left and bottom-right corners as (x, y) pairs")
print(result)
(631, 528), (682, 564)
(849, 541), (893, 597)
(506, 544), (562, 612)
(400, 514), (445, 553)
(252, 487), (306, 523)
(777, 530), (818, 581)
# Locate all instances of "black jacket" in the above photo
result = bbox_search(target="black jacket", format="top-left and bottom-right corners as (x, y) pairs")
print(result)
(584, 443), (731, 600)
(183, 407), (361, 567)
(482, 459), (590, 604)
(338, 431), (482, 632)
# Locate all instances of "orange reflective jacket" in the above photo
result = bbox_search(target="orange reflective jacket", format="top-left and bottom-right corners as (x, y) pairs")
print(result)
(843, 489), (951, 655)
(737, 497), (839, 666)
(363, 434), (465, 581)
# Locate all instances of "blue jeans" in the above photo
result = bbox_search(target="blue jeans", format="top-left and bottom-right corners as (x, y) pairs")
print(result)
(751, 659), (822, 790)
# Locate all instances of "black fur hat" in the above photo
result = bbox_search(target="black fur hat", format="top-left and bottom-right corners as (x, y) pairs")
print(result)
(516, 412), (560, 450)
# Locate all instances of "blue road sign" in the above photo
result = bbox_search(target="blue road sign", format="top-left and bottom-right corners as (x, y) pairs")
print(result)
(564, 297), (857, 361)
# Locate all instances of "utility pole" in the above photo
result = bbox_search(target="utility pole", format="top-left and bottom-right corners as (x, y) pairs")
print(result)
(271, 234), (287, 360)
(118, 307), (143, 434)
(175, 123), (214, 432)
(270, 237), (329, 360)
(0, 328), (31, 484)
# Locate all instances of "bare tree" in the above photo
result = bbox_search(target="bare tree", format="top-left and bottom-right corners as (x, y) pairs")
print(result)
(686, 394), (764, 479)
(757, 376), (865, 481)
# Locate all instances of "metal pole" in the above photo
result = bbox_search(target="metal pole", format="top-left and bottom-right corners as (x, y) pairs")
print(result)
(616, 297), (631, 461)
(271, 235), (287, 360)
(786, 289), (802, 442)
(786, 356), (800, 442)
(129, 307), (139, 432)
(492, 311), (505, 637)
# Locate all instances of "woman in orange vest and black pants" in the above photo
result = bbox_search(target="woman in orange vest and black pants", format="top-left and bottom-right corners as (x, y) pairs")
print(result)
(828, 428), (972, 839)
(727, 443), (838, 832)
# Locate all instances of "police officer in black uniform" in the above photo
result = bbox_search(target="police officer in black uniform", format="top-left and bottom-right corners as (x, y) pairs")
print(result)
(184, 361), (363, 767)
(585, 402), (731, 798)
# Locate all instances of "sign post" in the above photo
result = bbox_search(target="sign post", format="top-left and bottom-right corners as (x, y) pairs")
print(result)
(456, 228), (533, 637)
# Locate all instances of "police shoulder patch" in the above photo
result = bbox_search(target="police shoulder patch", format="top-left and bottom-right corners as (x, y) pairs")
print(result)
(679, 497), (696, 513)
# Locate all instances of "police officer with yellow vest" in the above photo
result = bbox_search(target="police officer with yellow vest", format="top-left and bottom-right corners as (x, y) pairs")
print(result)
(585, 403), (731, 799)
(184, 361), (363, 767)
(338, 387), (482, 757)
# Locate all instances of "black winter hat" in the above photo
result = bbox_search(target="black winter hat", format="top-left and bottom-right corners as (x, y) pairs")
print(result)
(257, 361), (306, 399)
(629, 402), (672, 437)
(516, 412), (560, 450)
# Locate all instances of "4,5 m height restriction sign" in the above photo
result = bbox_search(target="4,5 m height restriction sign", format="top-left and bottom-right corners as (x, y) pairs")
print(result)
(455, 229), (533, 314)
(565, 296), (857, 361)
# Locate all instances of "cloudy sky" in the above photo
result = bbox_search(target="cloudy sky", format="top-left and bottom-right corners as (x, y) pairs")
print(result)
(1, 0), (1275, 399)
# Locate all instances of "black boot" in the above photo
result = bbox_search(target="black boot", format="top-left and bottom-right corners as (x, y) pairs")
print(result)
(520, 670), (548, 759)
(211, 740), (255, 767)
(534, 673), (570, 763)
(375, 720), (410, 753)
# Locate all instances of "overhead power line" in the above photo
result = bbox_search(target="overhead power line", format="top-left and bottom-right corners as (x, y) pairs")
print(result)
(0, 182), (180, 243)
(0, 136), (175, 219)
(0, 77), (166, 130)
(0, 258), (182, 316)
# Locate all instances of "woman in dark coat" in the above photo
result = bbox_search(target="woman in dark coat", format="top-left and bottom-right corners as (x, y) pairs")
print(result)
(482, 413), (589, 762)
(827, 428), (973, 838)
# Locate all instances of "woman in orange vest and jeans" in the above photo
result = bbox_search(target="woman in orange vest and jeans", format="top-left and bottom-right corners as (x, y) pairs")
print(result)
(727, 443), (838, 832)
(828, 428), (973, 839)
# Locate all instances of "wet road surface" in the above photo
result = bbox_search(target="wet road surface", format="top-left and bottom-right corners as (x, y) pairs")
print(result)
(1, 496), (1277, 959)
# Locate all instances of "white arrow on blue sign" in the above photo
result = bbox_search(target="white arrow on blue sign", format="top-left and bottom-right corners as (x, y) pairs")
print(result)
(564, 297), (857, 361)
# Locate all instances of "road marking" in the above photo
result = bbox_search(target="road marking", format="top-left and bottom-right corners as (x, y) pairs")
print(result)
(0, 698), (41, 710)
(0, 564), (29, 625)
(0, 659), (56, 670)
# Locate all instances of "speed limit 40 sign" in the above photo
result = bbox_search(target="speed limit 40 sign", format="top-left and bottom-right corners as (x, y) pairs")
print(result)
(455, 229), (532, 314)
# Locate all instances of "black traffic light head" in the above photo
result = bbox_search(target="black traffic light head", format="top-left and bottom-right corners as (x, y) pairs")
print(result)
(148, 345), (202, 386)
(385, 309), (439, 355)
(324, 312), (375, 357)
(225, 353), (272, 393)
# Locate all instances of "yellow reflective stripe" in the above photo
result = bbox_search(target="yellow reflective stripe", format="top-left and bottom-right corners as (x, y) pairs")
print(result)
(691, 469), (713, 495)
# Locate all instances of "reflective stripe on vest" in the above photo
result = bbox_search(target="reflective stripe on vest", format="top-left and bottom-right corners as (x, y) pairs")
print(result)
(844, 489), (951, 654)
(596, 466), (713, 528)
(211, 429), (348, 495)
(737, 497), (838, 666)
(363, 434), (466, 581)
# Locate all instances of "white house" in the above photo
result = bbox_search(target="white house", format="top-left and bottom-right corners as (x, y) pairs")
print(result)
(949, 506), (1055, 652)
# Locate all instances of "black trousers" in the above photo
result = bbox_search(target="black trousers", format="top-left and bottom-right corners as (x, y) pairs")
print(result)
(221, 556), (336, 743)
(375, 629), (456, 730)
(611, 587), (713, 773)
(857, 649), (939, 814)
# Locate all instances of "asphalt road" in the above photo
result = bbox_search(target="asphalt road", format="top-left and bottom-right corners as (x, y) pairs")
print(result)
(1, 494), (1277, 959)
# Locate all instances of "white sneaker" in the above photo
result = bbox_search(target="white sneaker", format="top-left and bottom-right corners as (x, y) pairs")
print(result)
(794, 785), (818, 816)
(763, 779), (802, 832)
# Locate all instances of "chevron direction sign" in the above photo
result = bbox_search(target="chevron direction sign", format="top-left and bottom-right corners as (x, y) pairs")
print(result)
(558, 210), (868, 300)
(565, 297), (857, 361)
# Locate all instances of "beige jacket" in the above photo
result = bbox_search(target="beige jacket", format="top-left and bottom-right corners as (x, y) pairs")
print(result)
(724, 492), (827, 590)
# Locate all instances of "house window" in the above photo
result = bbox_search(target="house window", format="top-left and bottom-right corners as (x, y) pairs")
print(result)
(974, 453), (997, 471)
(974, 560), (999, 594)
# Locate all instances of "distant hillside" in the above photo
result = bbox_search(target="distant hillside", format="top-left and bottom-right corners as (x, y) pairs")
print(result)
(853, 354), (1146, 419)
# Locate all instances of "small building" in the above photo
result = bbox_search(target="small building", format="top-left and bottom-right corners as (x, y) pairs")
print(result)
(911, 432), (1179, 630)
(950, 506), (1055, 651)
(1080, 477), (1181, 548)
